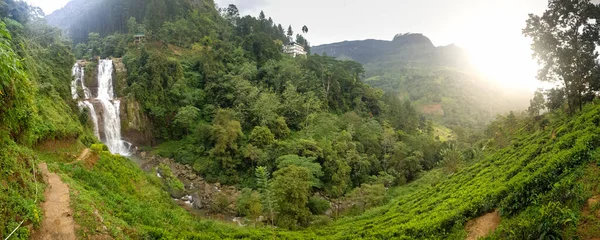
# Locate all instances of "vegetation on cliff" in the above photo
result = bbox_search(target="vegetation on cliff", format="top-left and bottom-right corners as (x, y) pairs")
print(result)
(3, 0), (600, 239)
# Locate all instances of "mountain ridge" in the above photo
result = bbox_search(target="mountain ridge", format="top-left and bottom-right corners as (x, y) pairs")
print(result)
(312, 33), (471, 70)
(313, 33), (529, 131)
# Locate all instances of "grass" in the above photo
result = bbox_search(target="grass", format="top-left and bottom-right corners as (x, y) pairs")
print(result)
(303, 104), (600, 239)
(432, 123), (455, 142)
(33, 140), (317, 239)
(0, 138), (45, 239)
(28, 103), (600, 239)
(7, 83), (600, 239)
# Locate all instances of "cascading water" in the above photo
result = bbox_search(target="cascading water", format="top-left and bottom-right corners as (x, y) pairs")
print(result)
(72, 63), (99, 138)
(71, 64), (92, 99)
(77, 101), (100, 138)
(71, 60), (130, 156)
(96, 60), (129, 155)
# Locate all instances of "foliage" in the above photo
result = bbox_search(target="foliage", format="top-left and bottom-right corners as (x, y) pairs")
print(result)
(5, 0), (600, 238)
(174, 105), (201, 133)
(236, 188), (262, 220)
(90, 143), (109, 153)
(0, 138), (44, 239)
(528, 90), (546, 117)
(276, 155), (323, 188)
(36, 143), (288, 239)
(255, 166), (277, 227)
(272, 165), (312, 229)
(347, 183), (386, 213)
(524, 0), (600, 113)
(307, 197), (330, 215)
(0, 10), (85, 237)
(249, 126), (274, 148)
(0, 20), (33, 144)
(438, 143), (464, 174)
(307, 104), (600, 239)
(157, 163), (184, 192)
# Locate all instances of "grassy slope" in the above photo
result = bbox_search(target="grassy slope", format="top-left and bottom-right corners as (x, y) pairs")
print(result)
(364, 66), (529, 130)
(39, 103), (600, 239)
(34, 141), (316, 239)
(306, 104), (600, 239)
(4, 37), (599, 239)
(1, 59), (90, 239)
(10, 103), (599, 240)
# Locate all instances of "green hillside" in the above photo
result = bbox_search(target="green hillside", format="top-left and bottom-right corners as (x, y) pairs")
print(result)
(313, 34), (531, 132)
(3, 0), (600, 239)
(312, 103), (600, 238)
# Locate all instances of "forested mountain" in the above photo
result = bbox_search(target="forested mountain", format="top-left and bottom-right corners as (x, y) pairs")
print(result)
(2, 0), (443, 237)
(313, 34), (530, 132)
(313, 33), (470, 69)
(3, 0), (600, 239)
(46, 0), (218, 43)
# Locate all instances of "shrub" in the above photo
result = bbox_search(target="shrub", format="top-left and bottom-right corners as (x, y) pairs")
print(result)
(307, 197), (330, 215)
(91, 143), (109, 153)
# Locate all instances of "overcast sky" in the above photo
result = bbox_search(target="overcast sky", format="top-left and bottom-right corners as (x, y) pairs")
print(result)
(29, 0), (600, 90)
(26, 0), (70, 15)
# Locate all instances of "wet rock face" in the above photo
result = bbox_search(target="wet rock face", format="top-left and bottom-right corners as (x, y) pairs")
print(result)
(83, 61), (99, 98)
(112, 58), (127, 98)
(119, 97), (154, 147)
(111, 58), (155, 147)
(138, 153), (240, 215)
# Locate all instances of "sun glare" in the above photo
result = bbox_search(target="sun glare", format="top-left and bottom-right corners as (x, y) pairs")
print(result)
(467, 38), (541, 92)
(447, 2), (545, 93)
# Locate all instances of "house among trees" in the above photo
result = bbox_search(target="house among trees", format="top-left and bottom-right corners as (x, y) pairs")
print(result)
(284, 42), (307, 57)
(133, 33), (146, 44)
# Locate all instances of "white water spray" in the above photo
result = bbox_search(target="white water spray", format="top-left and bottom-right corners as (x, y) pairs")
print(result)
(96, 60), (129, 156)
(72, 63), (99, 139)
(71, 64), (92, 99)
(71, 60), (130, 156)
(77, 101), (100, 138)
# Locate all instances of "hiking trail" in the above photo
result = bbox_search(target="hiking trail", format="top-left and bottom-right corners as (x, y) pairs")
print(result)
(30, 163), (76, 240)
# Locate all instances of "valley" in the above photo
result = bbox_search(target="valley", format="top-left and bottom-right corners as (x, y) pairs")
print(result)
(2, 0), (600, 239)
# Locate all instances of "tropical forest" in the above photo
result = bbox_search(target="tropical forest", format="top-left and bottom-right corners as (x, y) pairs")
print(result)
(2, 0), (600, 239)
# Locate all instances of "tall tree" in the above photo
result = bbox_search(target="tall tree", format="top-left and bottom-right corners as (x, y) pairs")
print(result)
(523, 0), (600, 112)
(272, 165), (312, 229)
(209, 109), (243, 175)
(224, 4), (240, 25)
(146, 0), (168, 31)
(302, 25), (308, 34)
(528, 90), (546, 117)
(127, 17), (138, 35)
(255, 166), (277, 229)
(287, 25), (293, 42)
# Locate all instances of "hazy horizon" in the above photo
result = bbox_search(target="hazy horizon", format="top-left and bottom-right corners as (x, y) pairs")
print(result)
(28, 0), (586, 91)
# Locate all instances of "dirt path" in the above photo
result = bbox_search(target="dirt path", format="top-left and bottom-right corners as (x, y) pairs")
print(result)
(30, 163), (76, 240)
(465, 210), (501, 240)
(76, 148), (90, 161)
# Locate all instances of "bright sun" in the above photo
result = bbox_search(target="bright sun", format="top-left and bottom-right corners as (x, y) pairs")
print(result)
(447, 2), (546, 93)
(466, 37), (541, 91)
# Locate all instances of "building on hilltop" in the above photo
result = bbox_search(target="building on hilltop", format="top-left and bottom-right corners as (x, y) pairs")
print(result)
(133, 34), (146, 44)
(284, 42), (307, 57)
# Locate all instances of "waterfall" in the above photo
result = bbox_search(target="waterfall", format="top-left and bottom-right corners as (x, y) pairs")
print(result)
(71, 63), (92, 99)
(71, 60), (130, 156)
(77, 101), (100, 138)
(72, 63), (99, 139)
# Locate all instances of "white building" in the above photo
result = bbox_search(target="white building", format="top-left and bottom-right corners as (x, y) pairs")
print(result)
(284, 42), (307, 57)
